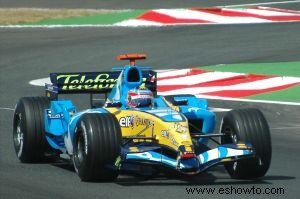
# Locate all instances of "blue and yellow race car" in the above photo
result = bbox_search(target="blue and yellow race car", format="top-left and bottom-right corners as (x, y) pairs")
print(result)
(13, 53), (271, 181)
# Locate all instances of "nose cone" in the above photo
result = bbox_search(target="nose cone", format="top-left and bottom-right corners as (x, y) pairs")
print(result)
(178, 157), (201, 174)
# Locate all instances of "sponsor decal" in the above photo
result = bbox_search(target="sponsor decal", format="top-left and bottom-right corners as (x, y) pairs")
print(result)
(119, 116), (134, 127)
(55, 73), (155, 91)
(134, 116), (154, 127)
(46, 109), (64, 119)
(127, 135), (146, 138)
(57, 73), (117, 90)
(169, 135), (179, 147)
(161, 130), (169, 138)
(129, 147), (139, 152)
(180, 134), (188, 139)
(162, 130), (186, 147)
(169, 122), (188, 134)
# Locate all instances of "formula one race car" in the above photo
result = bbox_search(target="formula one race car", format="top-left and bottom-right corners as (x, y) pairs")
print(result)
(13, 53), (271, 181)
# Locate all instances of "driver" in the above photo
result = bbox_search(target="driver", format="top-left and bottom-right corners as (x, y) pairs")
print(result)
(127, 88), (153, 108)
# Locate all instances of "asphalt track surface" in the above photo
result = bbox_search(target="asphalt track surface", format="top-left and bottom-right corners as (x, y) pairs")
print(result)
(1, 2), (300, 199)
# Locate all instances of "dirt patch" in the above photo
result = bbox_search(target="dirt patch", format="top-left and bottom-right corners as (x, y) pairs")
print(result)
(0, 8), (120, 25)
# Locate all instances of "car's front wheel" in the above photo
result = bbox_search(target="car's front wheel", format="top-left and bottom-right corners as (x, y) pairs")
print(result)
(221, 108), (272, 179)
(73, 113), (121, 181)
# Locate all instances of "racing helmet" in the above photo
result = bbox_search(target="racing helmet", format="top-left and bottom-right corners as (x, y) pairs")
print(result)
(127, 88), (153, 108)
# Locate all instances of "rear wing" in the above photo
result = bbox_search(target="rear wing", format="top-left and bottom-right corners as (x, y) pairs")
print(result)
(45, 70), (157, 100)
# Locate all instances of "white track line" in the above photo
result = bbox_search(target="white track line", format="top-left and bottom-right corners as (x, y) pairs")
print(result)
(0, 107), (14, 111)
(29, 77), (51, 86)
(258, 6), (300, 14)
(221, 0), (300, 8)
(158, 71), (244, 86)
(225, 7), (299, 16)
(114, 19), (163, 26)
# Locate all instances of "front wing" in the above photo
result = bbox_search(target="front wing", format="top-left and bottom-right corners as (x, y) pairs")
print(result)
(120, 143), (253, 174)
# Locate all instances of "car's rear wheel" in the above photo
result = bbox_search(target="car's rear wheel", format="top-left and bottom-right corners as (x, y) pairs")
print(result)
(221, 108), (272, 179)
(13, 97), (52, 162)
(73, 113), (121, 181)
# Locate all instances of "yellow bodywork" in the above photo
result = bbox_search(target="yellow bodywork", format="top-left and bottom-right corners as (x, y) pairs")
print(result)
(106, 108), (194, 153)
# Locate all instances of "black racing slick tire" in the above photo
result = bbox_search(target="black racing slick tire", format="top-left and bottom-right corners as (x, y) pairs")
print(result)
(13, 97), (51, 163)
(221, 108), (272, 179)
(73, 113), (121, 182)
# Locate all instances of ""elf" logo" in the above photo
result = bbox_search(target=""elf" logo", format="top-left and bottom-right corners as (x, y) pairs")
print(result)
(119, 116), (134, 127)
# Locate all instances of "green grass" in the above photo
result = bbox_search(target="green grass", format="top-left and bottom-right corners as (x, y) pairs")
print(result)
(24, 10), (146, 25)
(200, 62), (300, 77)
(248, 84), (300, 102)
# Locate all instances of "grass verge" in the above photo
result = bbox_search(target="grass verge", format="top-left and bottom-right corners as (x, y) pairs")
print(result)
(200, 62), (300, 77)
(248, 85), (300, 102)
(29, 9), (146, 25)
(0, 8), (125, 25)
